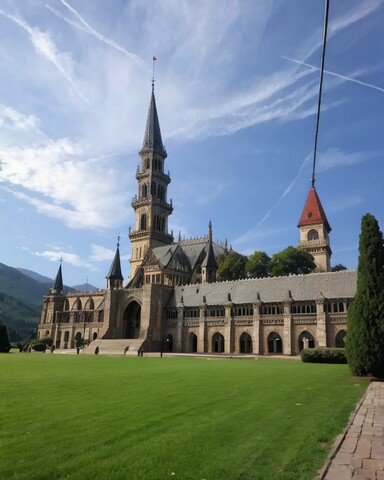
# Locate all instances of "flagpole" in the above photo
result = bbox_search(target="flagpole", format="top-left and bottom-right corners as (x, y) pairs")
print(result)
(152, 56), (157, 91)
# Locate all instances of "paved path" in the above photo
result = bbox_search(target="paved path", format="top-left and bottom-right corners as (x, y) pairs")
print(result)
(320, 381), (384, 480)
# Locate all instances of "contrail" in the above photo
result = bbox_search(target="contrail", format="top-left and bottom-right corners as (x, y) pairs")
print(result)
(255, 153), (311, 228)
(0, 8), (90, 103)
(53, 0), (147, 70)
(282, 56), (384, 94)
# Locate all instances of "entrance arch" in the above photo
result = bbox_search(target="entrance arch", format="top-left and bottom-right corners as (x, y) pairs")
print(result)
(123, 301), (141, 339)
(189, 333), (198, 353)
(166, 334), (173, 352)
(240, 332), (253, 353)
(299, 331), (315, 351)
(335, 330), (346, 348)
(268, 332), (282, 353)
(212, 332), (224, 353)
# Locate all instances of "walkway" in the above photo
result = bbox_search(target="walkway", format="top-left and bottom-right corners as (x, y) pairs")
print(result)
(320, 381), (384, 480)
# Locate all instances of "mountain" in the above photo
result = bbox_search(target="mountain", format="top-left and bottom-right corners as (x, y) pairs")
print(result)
(17, 268), (53, 285)
(0, 263), (50, 306)
(72, 283), (100, 292)
(0, 291), (40, 342)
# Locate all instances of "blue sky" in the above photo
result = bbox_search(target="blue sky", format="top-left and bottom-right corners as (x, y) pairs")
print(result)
(0, 0), (383, 288)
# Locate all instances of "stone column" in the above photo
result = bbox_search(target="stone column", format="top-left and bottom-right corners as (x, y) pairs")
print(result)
(176, 302), (184, 352)
(316, 294), (327, 347)
(198, 304), (206, 353)
(283, 297), (293, 355)
(224, 301), (234, 353)
(252, 301), (261, 355)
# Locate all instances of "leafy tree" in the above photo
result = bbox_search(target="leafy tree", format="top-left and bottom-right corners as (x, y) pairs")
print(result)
(246, 251), (271, 278)
(0, 322), (11, 353)
(332, 264), (347, 272)
(217, 251), (247, 281)
(269, 246), (316, 277)
(345, 214), (384, 377)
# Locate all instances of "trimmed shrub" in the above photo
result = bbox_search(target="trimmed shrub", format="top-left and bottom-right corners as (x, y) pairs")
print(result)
(32, 343), (47, 352)
(301, 347), (347, 364)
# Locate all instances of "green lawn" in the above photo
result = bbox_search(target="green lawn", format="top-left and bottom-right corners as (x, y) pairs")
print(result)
(0, 353), (367, 480)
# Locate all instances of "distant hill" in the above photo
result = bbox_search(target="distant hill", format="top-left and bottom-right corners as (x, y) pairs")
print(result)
(17, 268), (98, 293)
(0, 291), (40, 342)
(72, 283), (100, 292)
(17, 268), (53, 285)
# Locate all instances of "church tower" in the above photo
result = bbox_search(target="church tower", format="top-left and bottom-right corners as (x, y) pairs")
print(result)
(129, 83), (173, 278)
(298, 186), (332, 272)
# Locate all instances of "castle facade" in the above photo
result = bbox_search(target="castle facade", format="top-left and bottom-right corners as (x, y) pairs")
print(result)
(38, 86), (354, 355)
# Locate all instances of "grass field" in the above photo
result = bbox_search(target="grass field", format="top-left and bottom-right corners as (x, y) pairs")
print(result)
(0, 353), (368, 480)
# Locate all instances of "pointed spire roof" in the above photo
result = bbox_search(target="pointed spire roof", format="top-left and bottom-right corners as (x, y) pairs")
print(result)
(107, 239), (124, 281)
(140, 86), (166, 155)
(202, 221), (217, 268)
(52, 263), (63, 294)
(298, 187), (331, 232)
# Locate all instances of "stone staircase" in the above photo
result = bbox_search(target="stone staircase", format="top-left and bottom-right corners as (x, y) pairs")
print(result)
(83, 338), (144, 356)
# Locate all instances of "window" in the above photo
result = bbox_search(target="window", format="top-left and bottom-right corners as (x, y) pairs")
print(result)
(307, 229), (319, 241)
(140, 213), (147, 230)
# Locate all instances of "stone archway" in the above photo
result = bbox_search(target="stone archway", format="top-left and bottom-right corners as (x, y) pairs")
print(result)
(240, 332), (253, 353)
(212, 332), (225, 353)
(123, 301), (141, 339)
(268, 332), (282, 354)
(299, 331), (315, 351)
(189, 332), (198, 353)
(335, 330), (346, 348)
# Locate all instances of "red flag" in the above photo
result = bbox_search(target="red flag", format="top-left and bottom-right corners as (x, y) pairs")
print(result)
(153, 56), (157, 61)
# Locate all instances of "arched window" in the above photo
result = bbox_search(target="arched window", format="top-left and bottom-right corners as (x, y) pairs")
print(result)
(141, 183), (148, 198)
(93, 332), (98, 341)
(146, 158), (150, 169)
(307, 229), (319, 241)
(335, 330), (346, 347)
(212, 332), (225, 353)
(268, 332), (282, 353)
(76, 298), (82, 310)
(240, 332), (253, 353)
(140, 213), (147, 230)
(64, 299), (69, 311)
(299, 331), (315, 351)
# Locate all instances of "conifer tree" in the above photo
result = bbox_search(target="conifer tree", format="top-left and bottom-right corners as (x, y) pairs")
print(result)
(345, 214), (384, 377)
(0, 322), (11, 353)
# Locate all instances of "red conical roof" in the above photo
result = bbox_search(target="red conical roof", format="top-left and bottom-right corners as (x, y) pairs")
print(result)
(298, 187), (331, 232)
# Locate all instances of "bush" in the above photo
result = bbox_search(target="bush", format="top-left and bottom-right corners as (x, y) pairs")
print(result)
(301, 348), (347, 364)
(32, 343), (47, 352)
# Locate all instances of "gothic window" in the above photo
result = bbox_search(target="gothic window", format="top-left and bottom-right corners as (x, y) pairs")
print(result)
(142, 183), (148, 198)
(64, 299), (69, 311)
(146, 158), (150, 169)
(212, 332), (224, 353)
(240, 332), (253, 353)
(307, 229), (319, 241)
(335, 330), (346, 347)
(151, 181), (156, 195)
(299, 331), (315, 351)
(140, 213), (147, 230)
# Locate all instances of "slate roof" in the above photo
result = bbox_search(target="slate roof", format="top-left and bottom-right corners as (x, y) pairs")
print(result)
(151, 239), (224, 273)
(168, 270), (357, 307)
(53, 264), (63, 294)
(298, 187), (331, 232)
(106, 246), (124, 281)
(141, 90), (166, 154)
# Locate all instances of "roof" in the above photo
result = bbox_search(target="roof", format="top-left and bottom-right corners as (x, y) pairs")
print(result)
(298, 187), (331, 232)
(141, 90), (166, 155)
(52, 264), (63, 293)
(168, 270), (357, 307)
(106, 246), (123, 281)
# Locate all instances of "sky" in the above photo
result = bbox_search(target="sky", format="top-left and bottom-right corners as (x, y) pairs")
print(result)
(0, 0), (383, 289)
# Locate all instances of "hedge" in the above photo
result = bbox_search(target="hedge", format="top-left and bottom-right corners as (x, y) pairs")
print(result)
(32, 343), (47, 352)
(301, 347), (347, 364)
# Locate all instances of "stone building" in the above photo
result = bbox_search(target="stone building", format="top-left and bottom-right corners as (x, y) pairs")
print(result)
(38, 86), (355, 355)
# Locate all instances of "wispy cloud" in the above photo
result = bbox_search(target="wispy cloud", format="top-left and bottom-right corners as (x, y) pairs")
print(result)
(46, 0), (147, 70)
(317, 148), (380, 172)
(34, 248), (97, 270)
(0, 8), (89, 103)
(326, 195), (363, 214)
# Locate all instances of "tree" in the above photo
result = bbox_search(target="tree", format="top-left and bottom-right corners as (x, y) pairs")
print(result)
(269, 246), (316, 277)
(332, 264), (347, 272)
(246, 251), (271, 278)
(217, 251), (247, 281)
(0, 322), (11, 353)
(345, 214), (384, 377)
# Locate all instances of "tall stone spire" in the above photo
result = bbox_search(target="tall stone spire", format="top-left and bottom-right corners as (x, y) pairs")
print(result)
(129, 85), (173, 279)
(298, 186), (332, 272)
(107, 238), (124, 289)
(202, 221), (217, 283)
(51, 262), (63, 295)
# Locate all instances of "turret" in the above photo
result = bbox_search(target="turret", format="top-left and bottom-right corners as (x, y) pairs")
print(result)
(107, 238), (124, 289)
(201, 221), (217, 283)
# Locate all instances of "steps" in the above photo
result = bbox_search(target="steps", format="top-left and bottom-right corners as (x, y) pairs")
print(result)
(83, 338), (144, 355)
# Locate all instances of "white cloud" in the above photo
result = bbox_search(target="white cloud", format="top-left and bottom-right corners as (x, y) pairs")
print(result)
(34, 249), (97, 271)
(317, 148), (379, 172)
(90, 244), (115, 262)
(326, 195), (363, 214)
